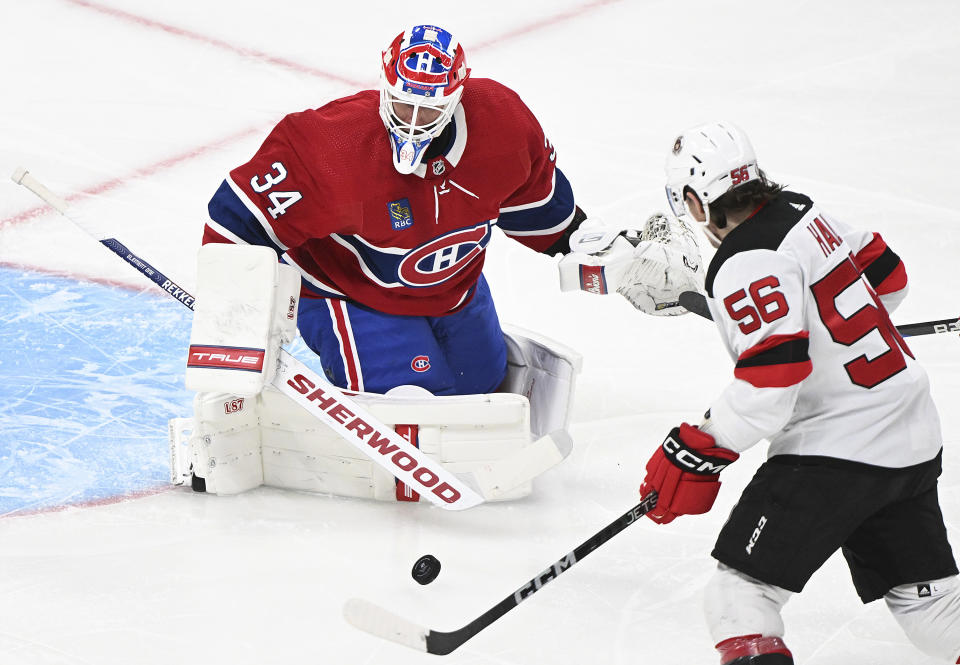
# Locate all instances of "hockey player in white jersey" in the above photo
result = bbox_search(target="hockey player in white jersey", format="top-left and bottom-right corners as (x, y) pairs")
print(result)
(638, 121), (959, 664)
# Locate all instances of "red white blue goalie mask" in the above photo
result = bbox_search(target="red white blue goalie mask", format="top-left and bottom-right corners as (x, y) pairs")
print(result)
(379, 25), (470, 174)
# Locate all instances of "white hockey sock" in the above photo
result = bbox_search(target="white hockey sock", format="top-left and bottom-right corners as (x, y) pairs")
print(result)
(704, 563), (792, 644)
(885, 575), (960, 662)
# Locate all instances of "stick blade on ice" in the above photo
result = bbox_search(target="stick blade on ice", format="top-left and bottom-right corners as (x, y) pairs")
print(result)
(343, 598), (428, 653)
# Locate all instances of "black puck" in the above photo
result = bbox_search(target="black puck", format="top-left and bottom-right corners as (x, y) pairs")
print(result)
(411, 554), (441, 585)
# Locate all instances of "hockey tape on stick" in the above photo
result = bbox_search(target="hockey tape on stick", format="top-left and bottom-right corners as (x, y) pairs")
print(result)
(679, 290), (958, 338)
(471, 430), (573, 500)
(11, 167), (486, 510)
(344, 491), (659, 654)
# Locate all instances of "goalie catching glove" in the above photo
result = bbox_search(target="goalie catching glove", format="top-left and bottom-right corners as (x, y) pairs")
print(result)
(558, 213), (704, 315)
(639, 423), (739, 524)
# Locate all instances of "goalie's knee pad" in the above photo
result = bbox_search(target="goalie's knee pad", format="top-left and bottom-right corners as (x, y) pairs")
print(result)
(704, 564), (793, 646)
(185, 243), (300, 396)
(885, 575), (960, 661)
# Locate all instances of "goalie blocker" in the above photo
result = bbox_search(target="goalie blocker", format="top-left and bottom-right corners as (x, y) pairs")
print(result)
(170, 244), (582, 502)
(558, 212), (705, 315)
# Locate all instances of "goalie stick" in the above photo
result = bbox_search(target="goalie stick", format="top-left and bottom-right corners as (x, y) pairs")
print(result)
(11, 167), (570, 508)
(679, 290), (959, 338)
(343, 490), (658, 655)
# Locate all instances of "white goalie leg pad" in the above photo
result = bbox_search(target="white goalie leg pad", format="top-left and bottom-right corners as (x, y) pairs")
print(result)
(258, 326), (581, 502)
(178, 392), (264, 495)
(704, 563), (793, 644)
(172, 326), (581, 501)
(500, 323), (582, 437)
(186, 244), (299, 396)
(260, 385), (534, 501)
(885, 575), (960, 661)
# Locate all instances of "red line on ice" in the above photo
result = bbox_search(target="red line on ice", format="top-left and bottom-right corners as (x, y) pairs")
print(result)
(0, 260), (169, 293)
(471, 0), (622, 50)
(62, 0), (363, 87)
(1, 125), (263, 230)
(0, 485), (176, 520)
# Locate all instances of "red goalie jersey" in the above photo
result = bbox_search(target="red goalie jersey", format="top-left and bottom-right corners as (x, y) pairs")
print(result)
(704, 191), (941, 468)
(203, 78), (576, 316)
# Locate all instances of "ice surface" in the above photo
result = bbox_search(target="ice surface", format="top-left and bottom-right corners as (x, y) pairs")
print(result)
(0, 268), (191, 514)
(1, 1), (959, 663)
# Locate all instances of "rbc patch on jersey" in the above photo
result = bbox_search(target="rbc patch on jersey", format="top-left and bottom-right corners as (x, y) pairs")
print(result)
(388, 198), (414, 231)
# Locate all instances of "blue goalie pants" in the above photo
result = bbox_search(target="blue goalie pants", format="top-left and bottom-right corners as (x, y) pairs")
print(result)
(297, 275), (507, 396)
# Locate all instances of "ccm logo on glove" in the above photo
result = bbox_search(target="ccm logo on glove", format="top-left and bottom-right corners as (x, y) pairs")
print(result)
(639, 423), (739, 524)
(661, 434), (734, 474)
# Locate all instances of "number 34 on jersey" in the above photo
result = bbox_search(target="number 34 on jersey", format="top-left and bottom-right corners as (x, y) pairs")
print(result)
(250, 161), (302, 219)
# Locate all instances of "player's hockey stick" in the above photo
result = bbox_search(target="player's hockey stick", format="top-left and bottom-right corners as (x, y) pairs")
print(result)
(11, 167), (570, 509)
(679, 291), (959, 337)
(344, 490), (658, 655)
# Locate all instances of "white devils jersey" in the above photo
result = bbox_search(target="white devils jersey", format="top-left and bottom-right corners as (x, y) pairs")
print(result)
(704, 191), (941, 468)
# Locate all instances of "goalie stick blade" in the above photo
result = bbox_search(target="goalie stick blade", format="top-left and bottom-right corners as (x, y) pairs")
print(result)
(343, 599), (428, 653)
(470, 430), (573, 500)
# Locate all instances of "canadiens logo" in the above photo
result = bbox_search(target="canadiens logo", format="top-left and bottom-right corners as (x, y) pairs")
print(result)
(397, 43), (453, 86)
(388, 198), (414, 231)
(397, 223), (490, 287)
(411, 355), (431, 372)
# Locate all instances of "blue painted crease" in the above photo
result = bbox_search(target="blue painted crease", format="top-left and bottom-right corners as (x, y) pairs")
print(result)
(0, 268), (194, 515)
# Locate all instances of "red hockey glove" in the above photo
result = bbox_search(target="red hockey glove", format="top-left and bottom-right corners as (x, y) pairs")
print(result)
(639, 423), (739, 524)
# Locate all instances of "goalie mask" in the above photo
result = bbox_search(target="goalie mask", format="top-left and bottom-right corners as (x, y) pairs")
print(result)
(664, 121), (760, 244)
(380, 25), (470, 174)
